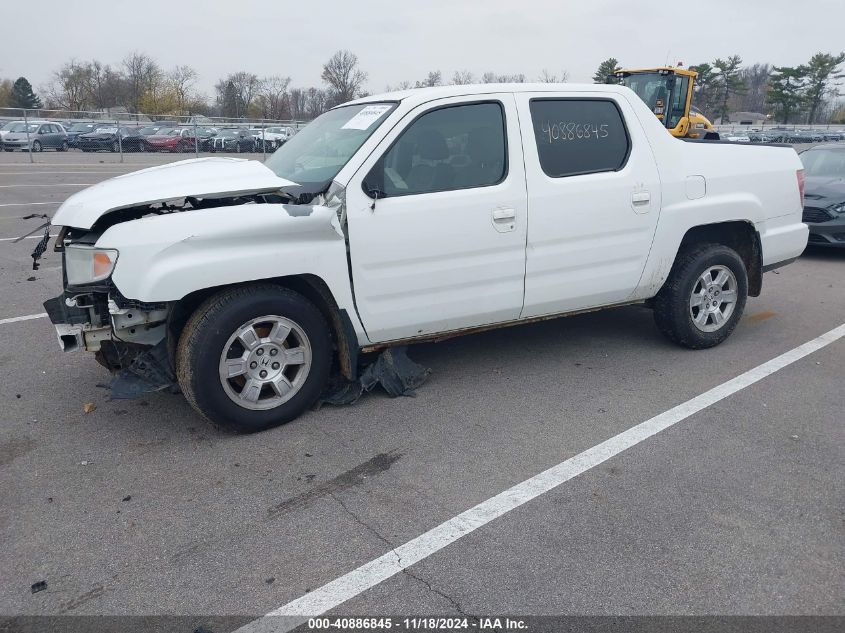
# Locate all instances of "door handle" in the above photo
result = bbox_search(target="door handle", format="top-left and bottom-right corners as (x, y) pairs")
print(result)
(492, 208), (516, 220)
(491, 207), (516, 232)
(632, 192), (651, 205)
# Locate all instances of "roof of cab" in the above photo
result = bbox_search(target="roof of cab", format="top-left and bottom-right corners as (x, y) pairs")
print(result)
(344, 82), (626, 109)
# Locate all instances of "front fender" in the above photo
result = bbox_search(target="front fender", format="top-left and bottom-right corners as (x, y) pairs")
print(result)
(99, 203), (364, 339)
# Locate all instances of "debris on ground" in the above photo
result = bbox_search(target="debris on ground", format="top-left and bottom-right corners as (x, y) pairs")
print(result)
(30, 581), (47, 594)
(80, 461), (91, 466)
(317, 346), (431, 408)
(122, 495), (132, 502)
(22, 213), (48, 220)
(100, 341), (179, 399)
(83, 403), (96, 413)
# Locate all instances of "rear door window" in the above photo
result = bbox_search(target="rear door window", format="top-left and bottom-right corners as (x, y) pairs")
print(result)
(529, 99), (630, 178)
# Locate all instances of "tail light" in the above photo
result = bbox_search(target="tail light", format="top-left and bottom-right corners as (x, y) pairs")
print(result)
(797, 169), (805, 208)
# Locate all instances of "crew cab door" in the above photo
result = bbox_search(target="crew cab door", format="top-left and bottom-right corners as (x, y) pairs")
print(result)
(516, 92), (662, 318)
(345, 95), (527, 343)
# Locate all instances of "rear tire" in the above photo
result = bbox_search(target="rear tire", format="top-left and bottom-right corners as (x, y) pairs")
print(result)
(58, 140), (68, 152)
(653, 243), (748, 349)
(176, 284), (332, 433)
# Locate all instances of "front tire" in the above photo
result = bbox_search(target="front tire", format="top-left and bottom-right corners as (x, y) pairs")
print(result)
(176, 285), (332, 433)
(653, 243), (748, 349)
(32, 140), (42, 152)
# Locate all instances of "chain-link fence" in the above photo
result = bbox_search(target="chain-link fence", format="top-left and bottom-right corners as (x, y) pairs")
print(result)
(0, 107), (309, 163)
(713, 121), (845, 143)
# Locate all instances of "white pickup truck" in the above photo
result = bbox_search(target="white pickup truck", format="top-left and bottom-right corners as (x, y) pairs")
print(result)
(44, 84), (808, 432)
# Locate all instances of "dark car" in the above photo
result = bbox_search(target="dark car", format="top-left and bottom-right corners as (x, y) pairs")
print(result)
(142, 127), (217, 152)
(209, 128), (256, 153)
(78, 126), (145, 152)
(799, 144), (845, 248)
(65, 122), (101, 148)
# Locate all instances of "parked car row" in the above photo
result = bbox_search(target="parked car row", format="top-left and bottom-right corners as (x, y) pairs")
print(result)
(718, 128), (845, 144)
(0, 120), (297, 153)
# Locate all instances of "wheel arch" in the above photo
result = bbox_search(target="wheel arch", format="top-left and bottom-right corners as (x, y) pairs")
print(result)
(675, 221), (763, 296)
(168, 274), (359, 380)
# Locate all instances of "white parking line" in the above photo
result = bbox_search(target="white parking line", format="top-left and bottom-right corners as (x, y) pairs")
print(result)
(0, 183), (95, 188)
(0, 313), (48, 325)
(0, 235), (57, 242)
(0, 171), (130, 175)
(236, 323), (845, 633)
(0, 202), (61, 208)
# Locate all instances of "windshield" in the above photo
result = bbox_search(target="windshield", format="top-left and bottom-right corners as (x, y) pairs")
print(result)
(265, 102), (396, 193)
(94, 127), (117, 134)
(9, 122), (39, 133)
(69, 123), (96, 132)
(0, 121), (17, 131)
(620, 72), (687, 128)
(801, 149), (845, 178)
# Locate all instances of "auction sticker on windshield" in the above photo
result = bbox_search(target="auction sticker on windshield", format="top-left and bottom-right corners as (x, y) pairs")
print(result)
(341, 104), (393, 130)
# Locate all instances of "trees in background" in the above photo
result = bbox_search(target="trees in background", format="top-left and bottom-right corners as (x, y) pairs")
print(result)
(321, 50), (368, 105)
(803, 52), (845, 123)
(712, 55), (747, 123)
(10, 77), (42, 108)
(593, 58), (620, 83)
(768, 66), (809, 123)
(5, 50), (843, 123)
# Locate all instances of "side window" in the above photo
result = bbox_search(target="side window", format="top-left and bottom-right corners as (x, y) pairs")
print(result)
(529, 99), (630, 178)
(366, 102), (506, 198)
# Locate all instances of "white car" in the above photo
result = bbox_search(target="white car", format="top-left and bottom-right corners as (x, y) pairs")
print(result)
(45, 84), (807, 432)
(250, 126), (294, 148)
(723, 132), (751, 143)
(0, 120), (23, 139)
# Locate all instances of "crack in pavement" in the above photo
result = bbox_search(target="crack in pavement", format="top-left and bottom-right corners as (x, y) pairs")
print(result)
(329, 492), (478, 622)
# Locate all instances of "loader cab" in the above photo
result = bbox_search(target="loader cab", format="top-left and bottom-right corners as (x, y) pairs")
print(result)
(615, 67), (717, 139)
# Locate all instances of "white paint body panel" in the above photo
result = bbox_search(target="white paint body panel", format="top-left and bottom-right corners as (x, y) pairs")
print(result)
(53, 83), (807, 350)
(344, 94), (528, 342)
(51, 157), (295, 230)
(515, 91), (662, 318)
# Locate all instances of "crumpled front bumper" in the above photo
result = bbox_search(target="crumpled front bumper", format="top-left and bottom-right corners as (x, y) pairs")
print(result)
(43, 293), (102, 352)
(43, 290), (169, 353)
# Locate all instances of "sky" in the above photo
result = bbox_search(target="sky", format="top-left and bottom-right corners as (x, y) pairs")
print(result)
(2, 0), (844, 99)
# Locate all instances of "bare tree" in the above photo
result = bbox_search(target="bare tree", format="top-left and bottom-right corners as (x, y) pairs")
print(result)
(386, 80), (413, 92)
(289, 88), (307, 120)
(538, 69), (569, 83)
(451, 70), (475, 85)
(321, 50), (368, 104)
(415, 70), (442, 88)
(46, 60), (91, 111)
(304, 87), (328, 118)
(481, 72), (525, 83)
(122, 52), (160, 113)
(259, 75), (292, 119)
(168, 65), (198, 114)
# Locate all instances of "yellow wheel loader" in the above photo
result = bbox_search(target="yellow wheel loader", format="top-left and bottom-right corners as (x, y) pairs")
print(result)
(613, 66), (719, 139)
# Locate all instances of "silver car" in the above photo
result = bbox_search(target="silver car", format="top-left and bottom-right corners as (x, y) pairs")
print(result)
(2, 121), (68, 152)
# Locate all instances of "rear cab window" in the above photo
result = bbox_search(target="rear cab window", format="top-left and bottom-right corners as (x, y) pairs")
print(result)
(529, 98), (630, 178)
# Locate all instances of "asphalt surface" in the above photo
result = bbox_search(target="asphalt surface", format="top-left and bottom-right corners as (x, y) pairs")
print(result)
(0, 150), (842, 629)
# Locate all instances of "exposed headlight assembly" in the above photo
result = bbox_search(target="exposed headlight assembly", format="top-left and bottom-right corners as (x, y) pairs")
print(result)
(830, 202), (845, 215)
(65, 245), (119, 285)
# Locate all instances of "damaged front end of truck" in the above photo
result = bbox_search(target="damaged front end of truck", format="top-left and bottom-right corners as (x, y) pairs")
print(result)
(40, 157), (307, 396)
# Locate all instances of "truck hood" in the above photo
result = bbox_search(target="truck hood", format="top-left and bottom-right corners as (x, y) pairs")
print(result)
(51, 157), (296, 229)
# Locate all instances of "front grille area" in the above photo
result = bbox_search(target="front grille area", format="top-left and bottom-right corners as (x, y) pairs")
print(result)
(808, 233), (827, 243)
(802, 206), (833, 224)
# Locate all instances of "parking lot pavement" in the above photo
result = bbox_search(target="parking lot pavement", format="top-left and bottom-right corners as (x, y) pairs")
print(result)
(0, 152), (843, 626)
